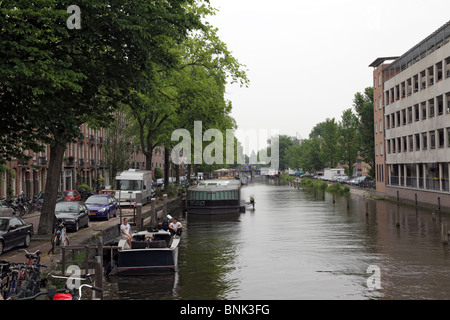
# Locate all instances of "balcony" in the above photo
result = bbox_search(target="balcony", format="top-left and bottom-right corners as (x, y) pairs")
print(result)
(65, 157), (75, 168)
(79, 158), (85, 167)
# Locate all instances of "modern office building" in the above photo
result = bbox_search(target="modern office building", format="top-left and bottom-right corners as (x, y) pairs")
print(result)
(371, 21), (450, 210)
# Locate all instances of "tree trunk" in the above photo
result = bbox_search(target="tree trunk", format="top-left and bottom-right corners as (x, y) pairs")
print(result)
(145, 152), (153, 172)
(164, 147), (170, 187)
(38, 141), (65, 235)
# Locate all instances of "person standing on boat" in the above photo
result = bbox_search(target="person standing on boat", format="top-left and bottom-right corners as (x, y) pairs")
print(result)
(120, 218), (132, 248)
(169, 217), (182, 236)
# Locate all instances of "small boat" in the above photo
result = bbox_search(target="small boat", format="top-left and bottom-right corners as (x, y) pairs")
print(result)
(105, 227), (180, 276)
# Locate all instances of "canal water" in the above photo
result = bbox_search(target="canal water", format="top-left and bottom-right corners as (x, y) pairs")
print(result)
(103, 179), (450, 300)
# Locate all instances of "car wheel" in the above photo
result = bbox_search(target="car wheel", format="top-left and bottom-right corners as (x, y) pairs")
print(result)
(106, 211), (110, 221)
(23, 234), (31, 248)
(74, 221), (79, 232)
(85, 218), (90, 228)
(0, 241), (3, 256)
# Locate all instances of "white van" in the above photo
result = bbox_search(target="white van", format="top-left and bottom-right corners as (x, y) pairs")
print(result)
(115, 169), (152, 206)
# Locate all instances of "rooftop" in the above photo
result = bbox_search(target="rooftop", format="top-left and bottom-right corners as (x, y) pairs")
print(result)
(383, 20), (450, 73)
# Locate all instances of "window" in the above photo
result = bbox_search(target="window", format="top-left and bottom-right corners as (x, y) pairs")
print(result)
(414, 104), (420, 121)
(438, 95), (444, 115)
(422, 133), (428, 150)
(428, 66), (434, 86)
(421, 102), (427, 119)
(438, 129), (445, 148)
(447, 128), (450, 148)
(415, 134), (421, 150)
(430, 131), (436, 149)
(429, 99), (435, 117)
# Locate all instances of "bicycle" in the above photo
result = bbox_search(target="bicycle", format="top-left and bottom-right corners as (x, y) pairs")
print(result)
(8, 273), (102, 300)
(48, 221), (69, 255)
(0, 250), (47, 299)
(14, 250), (47, 298)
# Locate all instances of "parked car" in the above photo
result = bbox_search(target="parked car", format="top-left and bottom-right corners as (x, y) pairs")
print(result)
(0, 214), (33, 256)
(54, 201), (90, 232)
(300, 174), (314, 179)
(34, 191), (65, 211)
(336, 175), (351, 183)
(85, 194), (118, 220)
(349, 176), (367, 186)
(62, 190), (82, 202)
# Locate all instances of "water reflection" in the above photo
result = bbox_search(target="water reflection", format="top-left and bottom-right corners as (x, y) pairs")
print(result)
(105, 179), (450, 300)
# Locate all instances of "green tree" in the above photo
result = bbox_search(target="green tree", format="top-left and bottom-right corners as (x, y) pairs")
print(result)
(338, 109), (360, 177)
(0, 0), (204, 235)
(299, 137), (323, 173)
(320, 118), (340, 168)
(285, 144), (302, 170)
(354, 87), (375, 178)
(128, 5), (248, 178)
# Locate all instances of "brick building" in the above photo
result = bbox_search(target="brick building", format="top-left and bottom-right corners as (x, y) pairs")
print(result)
(0, 123), (168, 198)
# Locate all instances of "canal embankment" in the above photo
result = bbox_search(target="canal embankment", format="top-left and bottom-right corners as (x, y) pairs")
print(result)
(287, 177), (450, 214)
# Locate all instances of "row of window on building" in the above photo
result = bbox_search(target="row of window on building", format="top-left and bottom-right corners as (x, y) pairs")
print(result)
(384, 56), (450, 105)
(384, 128), (450, 154)
(388, 162), (450, 192)
(384, 93), (450, 130)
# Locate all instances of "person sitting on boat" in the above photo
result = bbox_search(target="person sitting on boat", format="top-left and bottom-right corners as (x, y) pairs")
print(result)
(120, 218), (133, 249)
(169, 217), (183, 236)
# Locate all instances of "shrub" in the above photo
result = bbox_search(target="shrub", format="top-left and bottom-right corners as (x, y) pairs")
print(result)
(78, 183), (91, 193)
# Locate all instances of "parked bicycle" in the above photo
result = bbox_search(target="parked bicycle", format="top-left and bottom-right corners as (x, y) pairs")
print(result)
(48, 221), (69, 255)
(0, 250), (47, 299)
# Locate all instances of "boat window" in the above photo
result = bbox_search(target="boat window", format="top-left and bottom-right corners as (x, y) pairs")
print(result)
(212, 192), (216, 200)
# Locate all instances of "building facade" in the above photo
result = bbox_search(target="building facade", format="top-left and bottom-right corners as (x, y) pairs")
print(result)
(0, 123), (168, 199)
(370, 57), (399, 193)
(373, 21), (450, 210)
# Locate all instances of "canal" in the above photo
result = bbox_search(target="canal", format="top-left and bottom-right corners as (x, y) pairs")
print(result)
(103, 179), (450, 300)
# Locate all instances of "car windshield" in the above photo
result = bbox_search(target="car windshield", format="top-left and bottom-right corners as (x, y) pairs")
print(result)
(116, 180), (142, 191)
(63, 191), (74, 196)
(0, 218), (9, 231)
(55, 202), (79, 213)
(85, 196), (108, 205)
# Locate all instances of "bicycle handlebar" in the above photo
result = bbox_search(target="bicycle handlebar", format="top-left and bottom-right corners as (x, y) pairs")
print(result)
(45, 273), (93, 283)
(23, 249), (41, 256)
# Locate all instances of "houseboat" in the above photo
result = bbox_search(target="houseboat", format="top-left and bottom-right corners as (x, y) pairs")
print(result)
(187, 179), (244, 215)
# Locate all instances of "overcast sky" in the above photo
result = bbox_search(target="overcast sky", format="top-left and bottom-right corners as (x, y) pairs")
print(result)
(206, 0), (450, 152)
